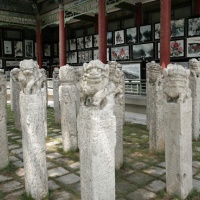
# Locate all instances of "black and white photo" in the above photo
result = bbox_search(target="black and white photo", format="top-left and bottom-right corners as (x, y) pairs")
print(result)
(126, 27), (137, 43)
(154, 23), (160, 40)
(188, 17), (200, 36)
(53, 43), (58, 57)
(44, 43), (51, 57)
(187, 37), (200, 57)
(4, 40), (12, 55)
(14, 41), (23, 57)
(171, 19), (185, 37)
(107, 32), (113, 46)
(69, 39), (76, 51)
(111, 45), (129, 61)
(25, 40), (33, 57)
(67, 52), (77, 63)
(114, 30), (125, 45)
(93, 48), (110, 61)
(122, 63), (140, 80)
(77, 37), (84, 50)
(93, 35), (99, 47)
(84, 36), (93, 48)
(132, 43), (154, 60)
(139, 25), (152, 42)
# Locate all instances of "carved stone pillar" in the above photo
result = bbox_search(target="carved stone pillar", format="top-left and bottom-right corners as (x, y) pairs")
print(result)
(19, 59), (48, 200)
(0, 70), (9, 170)
(146, 61), (164, 152)
(78, 60), (116, 200)
(59, 65), (78, 152)
(10, 76), (14, 111)
(189, 58), (200, 140)
(163, 64), (192, 199)
(53, 67), (61, 124)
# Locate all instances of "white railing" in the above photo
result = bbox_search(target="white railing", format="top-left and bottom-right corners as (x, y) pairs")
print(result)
(125, 79), (146, 95)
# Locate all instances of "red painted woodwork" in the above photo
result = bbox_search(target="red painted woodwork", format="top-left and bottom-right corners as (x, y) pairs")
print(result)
(135, 2), (142, 27)
(194, 0), (200, 15)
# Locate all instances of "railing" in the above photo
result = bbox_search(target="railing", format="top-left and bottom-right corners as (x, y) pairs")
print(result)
(124, 79), (146, 95)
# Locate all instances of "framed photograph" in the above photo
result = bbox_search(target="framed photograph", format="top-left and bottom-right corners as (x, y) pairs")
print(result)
(0, 59), (2, 68)
(4, 40), (12, 55)
(93, 34), (99, 47)
(111, 45), (129, 61)
(93, 48), (110, 61)
(78, 51), (85, 63)
(69, 39), (76, 51)
(44, 43), (51, 57)
(139, 25), (152, 42)
(132, 43), (154, 60)
(122, 63), (140, 80)
(67, 52), (77, 64)
(126, 27), (137, 43)
(84, 36), (93, 48)
(14, 41), (23, 57)
(53, 43), (58, 57)
(6, 60), (20, 67)
(157, 40), (184, 58)
(107, 32), (113, 46)
(171, 19), (185, 38)
(25, 40), (33, 57)
(84, 50), (92, 62)
(114, 30), (125, 45)
(154, 23), (160, 40)
(187, 37), (200, 57)
(77, 37), (84, 50)
(188, 17), (200, 37)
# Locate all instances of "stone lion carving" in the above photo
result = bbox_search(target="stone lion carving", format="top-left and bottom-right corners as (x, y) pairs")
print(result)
(53, 67), (59, 80)
(163, 64), (191, 103)
(146, 61), (162, 86)
(79, 60), (115, 107)
(18, 59), (45, 94)
(189, 58), (200, 77)
(10, 68), (20, 83)
(59, 64), (75, 84)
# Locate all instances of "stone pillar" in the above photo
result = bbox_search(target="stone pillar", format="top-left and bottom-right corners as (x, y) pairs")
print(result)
(0, 70), (9, 170)
(109, 61), (125, 169)
(10, 76), (14, 111)
(53, 67), (61, 124)
(160, 0), (171, 68)
(163, 64), (192, 199)
(146, 61), (164, 153)
(18, 59), (48, 200)
(189, 58), (200, 140)
(59, 65), (78, 152)
(98, 0), (107, 63)
(10, 68), (21, 131)
(78, 60), (116, 200)
(36, 17), (43, 68)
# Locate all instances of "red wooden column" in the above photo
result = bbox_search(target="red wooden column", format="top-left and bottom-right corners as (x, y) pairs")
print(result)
(94, 14), (98, 34)
(135, 2), (142, 27)
(160, 0), (171, 68)
(59, 3), (66, 67)
(194, 0), (200, 15)
(98, 0), (107, 63)
(36, 17), (42, 68)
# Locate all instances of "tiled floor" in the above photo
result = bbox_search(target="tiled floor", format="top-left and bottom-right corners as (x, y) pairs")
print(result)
(1, 106), (200, 200)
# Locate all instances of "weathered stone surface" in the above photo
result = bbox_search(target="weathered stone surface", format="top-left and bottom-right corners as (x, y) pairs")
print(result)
(127, 188), (156, 200)
(126, 173), (153, 186)
(10, 68), (21, 131)
(48, 167), (69, 177)
(78, 60), (116, 200)
(0, 180), (23, 192)
(163, 64), (192, 199)
(19, 59), (48, 200)
(56, 174), (80, 185)
(59, 65), (78, 152)
(0, 69), (9, 169)
(146, 180), (166, 192)
(146, 61), (164, 153)
(53, 67), (61, 124)
(189, 58), (200, 140)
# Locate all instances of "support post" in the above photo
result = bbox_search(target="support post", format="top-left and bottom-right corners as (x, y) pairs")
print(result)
(36, 17), (43, 68)
(135, 2), (142, 27)
(194, 0), (200, 15)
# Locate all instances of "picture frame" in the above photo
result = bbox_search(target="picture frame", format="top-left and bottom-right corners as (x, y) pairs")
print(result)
(111, 45), (129, 61)
(69, 39), (76, 51)
(14, 41), (23, 57)
(92, 48), (110, 61)
(25, 40), (33, 57)
(157, 40), (185, 59)
(187, 37), (200, 57)
(126, 27), (138, 43)
(78, 50), (93, 63)
(114, 30), (125, 45)
(107, 32), (113, 46)
(0, 59), (2, 68)
(171, 19), (185, 38)
(84, 50), (93, 62)
(6, 60), (20, 67)
(139, 24), (152, 42)
(122, 63), (141, 80)
(67, 51), (78, 64)
(43, 43), (51, 57)
(154, 23), (160, 40)
(188, 17), (200, 37)
(84, 35), (93, 48)
(4, 40), (12, 55)
(132, 43), (154, 60)
(77, 37), (84, 50)
(53, 43), (58, 57)
(93, 34), (99, 48)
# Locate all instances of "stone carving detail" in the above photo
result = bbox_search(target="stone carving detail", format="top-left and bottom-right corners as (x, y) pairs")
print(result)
(53, 67), (61, 124)
(19, 59), (48, 199)
(163, 64), (193, 198)
(0, 69), (9, 169)
(108, 61), (125, 169)
(146, 61), (164, 152)
(189, 58), (200, 140)
(59, 65), (78, 152)
(78, 60), (116, 200)
(10, 68), (21, 131)
(163, 64), (191, 103)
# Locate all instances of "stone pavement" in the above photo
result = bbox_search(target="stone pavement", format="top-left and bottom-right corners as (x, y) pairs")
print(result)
(1, 106), (200, 200)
